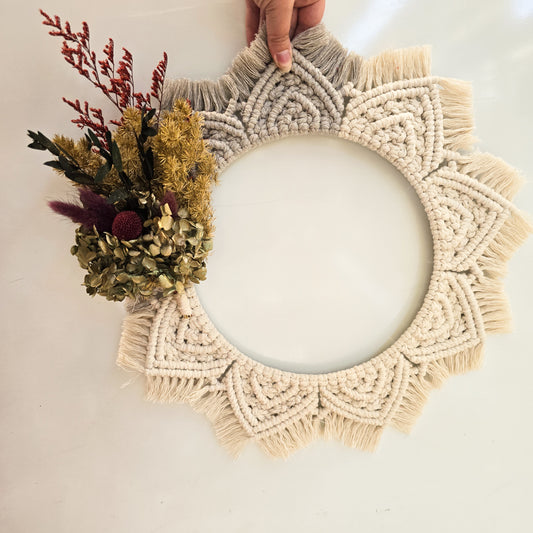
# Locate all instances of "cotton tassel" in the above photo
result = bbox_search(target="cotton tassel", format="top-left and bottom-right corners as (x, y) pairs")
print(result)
(478, 210), (533, 279)
(323, 413), (383, 452)
(116, 298), (160, 373)
(457, 152), (526, 201)
(391, 344), (484, 433)
(355, 46), (431, 91)
(438, 77), (476, 151)
(258, 415), (322, 458)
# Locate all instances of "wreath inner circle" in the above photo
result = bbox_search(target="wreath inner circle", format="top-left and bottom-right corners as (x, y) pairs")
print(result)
(194, 134), (433, 373)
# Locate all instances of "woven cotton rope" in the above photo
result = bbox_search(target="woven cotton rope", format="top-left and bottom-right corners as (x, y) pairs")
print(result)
(117, 24), (531, 457)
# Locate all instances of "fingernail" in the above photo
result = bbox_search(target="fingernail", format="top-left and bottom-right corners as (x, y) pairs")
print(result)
(274, 49), (292, 72)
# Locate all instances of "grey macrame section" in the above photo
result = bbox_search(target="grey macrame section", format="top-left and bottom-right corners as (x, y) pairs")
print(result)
(118, 24), (532, 458)
(162, 25), (358, 170)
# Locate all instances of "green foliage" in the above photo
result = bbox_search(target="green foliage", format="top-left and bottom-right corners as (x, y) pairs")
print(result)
(71, 203), (212, 301)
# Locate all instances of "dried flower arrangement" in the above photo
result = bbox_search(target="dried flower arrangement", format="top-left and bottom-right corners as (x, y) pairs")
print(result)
(29, 10), (217, 301)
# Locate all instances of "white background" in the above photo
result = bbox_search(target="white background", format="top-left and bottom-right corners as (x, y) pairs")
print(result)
(1, 0), (532, 531)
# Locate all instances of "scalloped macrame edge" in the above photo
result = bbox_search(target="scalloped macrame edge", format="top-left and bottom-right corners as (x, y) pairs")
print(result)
(117, 27), (532, 458)
(162, 24), (361, 112)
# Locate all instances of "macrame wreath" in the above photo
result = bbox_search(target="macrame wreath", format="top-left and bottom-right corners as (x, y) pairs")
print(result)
(32, 12), (531, 458)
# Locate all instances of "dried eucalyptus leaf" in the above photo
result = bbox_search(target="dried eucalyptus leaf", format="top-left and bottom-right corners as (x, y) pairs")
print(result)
(98, 240), (109, 254)
(77, 248), (97, 265)
(158, 275), (173, 289)
(195, 267), (207, 280)
(160, 215), (173, 231)
(88, 273), (103, 287)
(172, 234), (185, 247)
(179, 219), (191, 232)
(149, 244), (160, 256)
(116, 272), (130, 283)
(160, 245), (173, 257)
(113, 248), (126, 260)
(142, 256), (156, 270)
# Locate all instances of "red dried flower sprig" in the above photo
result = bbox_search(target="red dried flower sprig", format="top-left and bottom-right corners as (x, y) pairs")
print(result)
(39, 9), (168, 147)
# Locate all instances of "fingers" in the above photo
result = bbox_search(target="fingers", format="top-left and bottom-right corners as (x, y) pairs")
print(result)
(246, 1), (324, 72)
(293, 0), (325, 37)
(289, 7), (298, 40)
(245, 0), (261, 45)
(263, 0), (294, 73)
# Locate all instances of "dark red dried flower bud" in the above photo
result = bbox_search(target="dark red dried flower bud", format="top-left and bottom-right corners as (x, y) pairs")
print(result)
(111, 211), (143, 241)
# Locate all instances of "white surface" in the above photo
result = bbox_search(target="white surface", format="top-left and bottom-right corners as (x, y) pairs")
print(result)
(197, 136), (432, 372)
(1, 1), (532, 532)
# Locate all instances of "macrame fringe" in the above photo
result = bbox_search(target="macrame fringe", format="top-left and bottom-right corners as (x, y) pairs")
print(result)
(473, 276), (513, 334)
(355, 46), (431, 91)
(457, 152), (526, 201)
(256, 411), (387, 457)
(258, 415), (322, 458)
(323, 413), (383, 452)
(115, 290), (506, 456)
(291, 24), (361, 88)
(391, 343), (484, 433)
(470, 208), (531, 333)
(140, 369), (393, 457)
(116, 298), (159, 373)
(163, 28), (433, 112)
(478, 209), (533, 279)
(162, 23), (359, 114)
(437, 77), (476, 151)
(145, 375), (250, 457)
(162, 27), (271, 113)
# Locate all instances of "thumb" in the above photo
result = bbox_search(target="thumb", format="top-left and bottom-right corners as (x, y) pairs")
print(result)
(264, 0), (294, 73)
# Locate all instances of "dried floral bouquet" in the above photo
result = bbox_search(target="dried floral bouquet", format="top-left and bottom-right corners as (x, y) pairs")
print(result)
(28, 10), (217, 301)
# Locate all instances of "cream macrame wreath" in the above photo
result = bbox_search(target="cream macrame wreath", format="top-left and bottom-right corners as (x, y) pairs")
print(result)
(115, 24), (531, 458)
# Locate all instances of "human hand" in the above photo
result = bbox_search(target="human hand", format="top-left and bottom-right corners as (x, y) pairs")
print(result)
(245, 0), (326, 73)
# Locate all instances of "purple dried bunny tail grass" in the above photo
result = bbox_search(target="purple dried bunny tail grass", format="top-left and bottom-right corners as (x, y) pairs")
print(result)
(78, 188), (116, 232)
(48, 200), (97, 229)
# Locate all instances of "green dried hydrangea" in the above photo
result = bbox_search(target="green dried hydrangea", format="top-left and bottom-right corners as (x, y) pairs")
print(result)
(70, 203), (213, 302)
